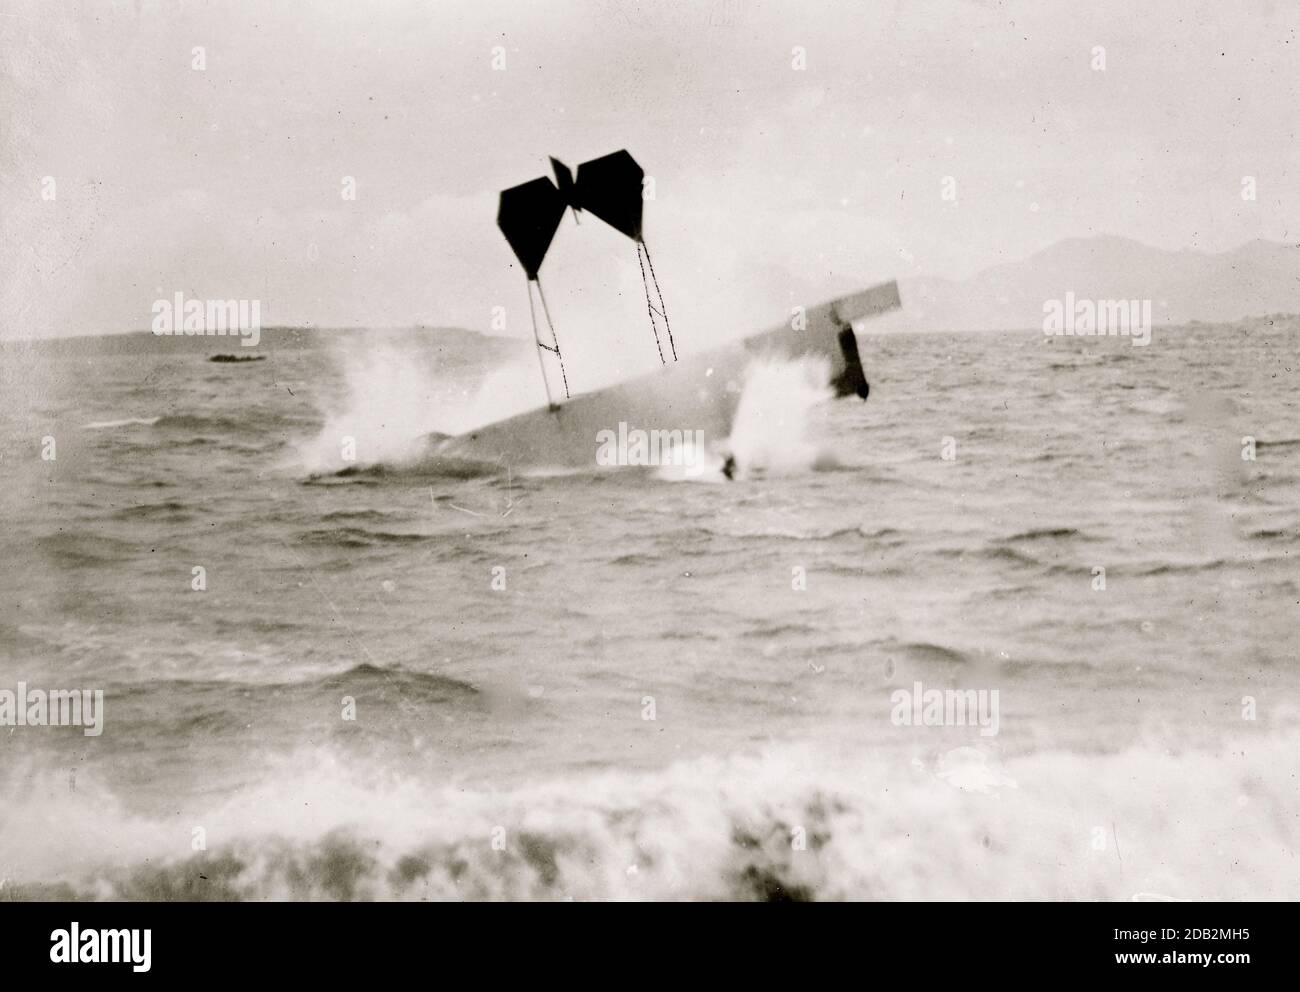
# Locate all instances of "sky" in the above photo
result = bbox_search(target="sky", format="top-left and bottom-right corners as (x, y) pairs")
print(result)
(1, 0), (1297, 345)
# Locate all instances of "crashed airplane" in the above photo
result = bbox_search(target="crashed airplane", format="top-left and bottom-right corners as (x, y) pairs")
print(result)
(428, 150), (901, 472)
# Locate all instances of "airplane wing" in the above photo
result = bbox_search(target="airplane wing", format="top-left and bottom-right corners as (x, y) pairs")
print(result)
(431, 280), (901, 469)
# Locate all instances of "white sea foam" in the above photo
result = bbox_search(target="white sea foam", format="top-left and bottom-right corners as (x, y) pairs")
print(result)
(82, 417), (161, 429)
(4, 730), (1296, 901)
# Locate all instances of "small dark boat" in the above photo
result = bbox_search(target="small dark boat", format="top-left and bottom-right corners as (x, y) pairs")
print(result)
(209, 354), (266, 363)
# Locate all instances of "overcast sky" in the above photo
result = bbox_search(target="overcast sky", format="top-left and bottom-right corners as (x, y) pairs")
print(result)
(2, 0), (1297, 343)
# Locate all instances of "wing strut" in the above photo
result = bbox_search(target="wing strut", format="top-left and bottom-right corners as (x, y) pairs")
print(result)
(525, 276), (569, 408)
(636, 239), (675, 363)
(499, 150), (678, 395)
(573, 149), (678, 365)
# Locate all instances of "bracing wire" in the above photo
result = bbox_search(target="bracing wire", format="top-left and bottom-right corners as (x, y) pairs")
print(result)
(532, 278), (570, 401)
(636, 242), (666, 364)
(640, 240), (676, 362)
(525, 279), (555, 408)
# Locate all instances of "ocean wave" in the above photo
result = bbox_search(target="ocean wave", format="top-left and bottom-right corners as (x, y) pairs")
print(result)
(610, 552), (661, 566)
(741, 622), (819, 639)
(937, 544), (1043, 568)
(296, 526), (432, 548)
(306, 458), (504, 484)
(155, 414), (264, 433)
(1129, 397), (1183, 417)
(170, 411), (317, 437)
(33, 531), (140, 567)
(316, 662), (479, 700)
(96, 665), (479, 729)
(110, 500), (193, 522)
(1245, 528), (1297, 542)
(1002, 527), (1083, 542)
(875, 639), (971, 667)
(83, 413), (308, 440)
(1133, 559), (1228, 577)
(5, 732), (1298, 901)
(319, 509), (404, 523)
(82, 417), (161, 429)
(697, 524), (867, 542)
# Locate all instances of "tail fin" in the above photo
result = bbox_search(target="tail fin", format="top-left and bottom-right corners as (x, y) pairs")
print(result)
(831, 326), (870, 399)
(743, 280), (900, 399)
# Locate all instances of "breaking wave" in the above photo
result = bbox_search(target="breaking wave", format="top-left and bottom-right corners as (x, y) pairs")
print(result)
(82, 417), (161, 429)
(4, 730), (1298, 901)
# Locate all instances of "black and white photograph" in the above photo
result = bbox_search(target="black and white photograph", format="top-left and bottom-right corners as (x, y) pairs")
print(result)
(0, 0), (1296, 960)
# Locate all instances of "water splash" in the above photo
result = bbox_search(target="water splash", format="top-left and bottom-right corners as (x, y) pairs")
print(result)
(723, 355), (834, 478)
(5, 732), (1299, 901)
(296, 338), (547, 473)
(297, 342), (835, 479)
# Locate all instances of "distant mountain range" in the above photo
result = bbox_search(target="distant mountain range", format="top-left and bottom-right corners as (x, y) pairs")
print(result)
(888, 236), (1300, 331)
(0, 325), (529, 365)
(6, 237), (1296, 349)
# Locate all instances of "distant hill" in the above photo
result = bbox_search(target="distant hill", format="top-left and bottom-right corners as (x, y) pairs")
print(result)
(0, 325), (530, 366)
(888, 237), (1300, 331)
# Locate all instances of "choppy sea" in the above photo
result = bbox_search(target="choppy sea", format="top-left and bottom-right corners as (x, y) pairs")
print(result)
(1, 321), (1297, 900)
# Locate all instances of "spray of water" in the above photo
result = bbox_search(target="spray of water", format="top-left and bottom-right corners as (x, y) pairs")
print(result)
(296, 337), (549, 473)
(297, 337), (836, 479)
(722, 355), (834, 477)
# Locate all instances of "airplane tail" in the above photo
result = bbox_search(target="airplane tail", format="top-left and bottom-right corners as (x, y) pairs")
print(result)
(742, 280), (901, 399)
(831, 325), (870, 399)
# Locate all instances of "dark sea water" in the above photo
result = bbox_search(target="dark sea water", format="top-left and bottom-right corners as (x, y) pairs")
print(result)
(1, 322), (1297, 900)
